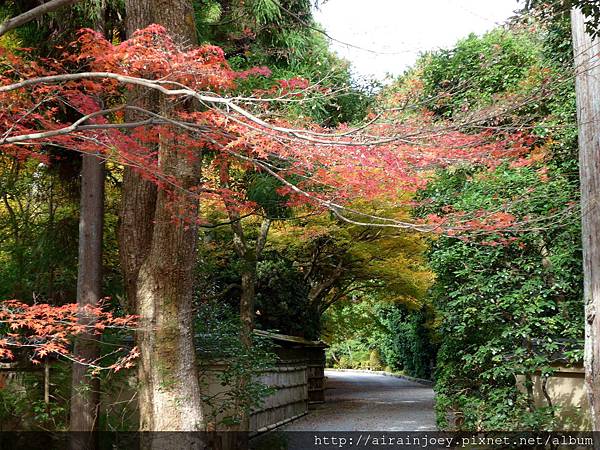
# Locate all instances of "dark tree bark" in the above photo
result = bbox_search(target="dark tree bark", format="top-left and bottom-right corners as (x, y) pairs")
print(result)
(571, 7), (600, 431)
(69, 8), (107, 447)
(237, 216), (271, 349)
(69, 154), (104, 449)
(307, 260), (344, 310)
(120, 1), (205, 442)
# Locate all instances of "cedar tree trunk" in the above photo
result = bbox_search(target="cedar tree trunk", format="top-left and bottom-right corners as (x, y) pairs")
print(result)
(121, 0), (205, 441)
(70, 9), (107, 445)
(572, 7), (600, 431)
(70, 153), (104, 447)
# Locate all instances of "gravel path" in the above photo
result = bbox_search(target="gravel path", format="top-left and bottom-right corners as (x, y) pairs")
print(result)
(284, 370), (436, 431)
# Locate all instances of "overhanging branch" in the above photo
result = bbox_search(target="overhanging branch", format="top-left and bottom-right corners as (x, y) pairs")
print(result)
(0, 0), (81, 37)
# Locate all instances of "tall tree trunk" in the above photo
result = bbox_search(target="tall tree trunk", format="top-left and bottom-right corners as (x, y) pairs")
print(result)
(69, 154), (104, 447)
(571, 7), (600, 431)
(238, 217), (270, 350)
(236, 217), (270, 435)
(219, 164), (255, 434)
(119, 0), (158, 317)
(47, 176), (55, 300)
(70, 9), (107, 446)
(239, 262), (257, 350)
(121, 1), (205, 441)
(227, 219), (269, 443)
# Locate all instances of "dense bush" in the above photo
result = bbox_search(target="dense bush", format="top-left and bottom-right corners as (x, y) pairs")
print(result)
(255, 255), (321, 339)
(197, 237), (321, 339)
(420, 27), (542, 117)
(412, 17), (584, 430)
(377, 305), (437, 380)
(420, 167), (583, 430)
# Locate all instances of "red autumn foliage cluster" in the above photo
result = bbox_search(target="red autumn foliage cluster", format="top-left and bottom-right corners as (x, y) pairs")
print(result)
(0, 300), (137, 370)
(0, 25), (535, 225)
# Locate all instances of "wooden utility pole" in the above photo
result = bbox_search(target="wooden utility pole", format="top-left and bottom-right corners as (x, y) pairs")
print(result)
(571, 7), (600, 430)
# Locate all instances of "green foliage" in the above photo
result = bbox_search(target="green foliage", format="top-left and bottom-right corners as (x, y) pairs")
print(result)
(533, 16), (579, 175)
(250, 0), (284, 25)
(255, 254), (320, 338)
(411, 14), (584, 431)
(245, 172), (290, 219)
(0, 160), (78, 302)
(323, 297), (436, 379)
(0, 377), (31, 430)
(0, 2), (47, 48)
(377, 305), (436, 380)
(523, 0), (600, 38)
(419, 166), (583, 430)
(193, 0), (374, 126)
(269, 203), (433, 311)
(323, 297), (383, 370)
(0, 361), (71, 431)
(0, 354), (139, 432)
(0, 0), (125, 52)
(0, 158), (123, 304)
(420, 28), (543, 117)
(197, 227), (320, 339)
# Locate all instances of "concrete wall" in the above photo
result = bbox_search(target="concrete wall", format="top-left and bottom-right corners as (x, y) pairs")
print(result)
(516, 366), (591, 430)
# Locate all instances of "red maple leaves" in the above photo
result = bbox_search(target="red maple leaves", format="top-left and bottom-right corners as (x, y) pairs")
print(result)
(0, 25), (538, 235)
(0, 300), (137, 370)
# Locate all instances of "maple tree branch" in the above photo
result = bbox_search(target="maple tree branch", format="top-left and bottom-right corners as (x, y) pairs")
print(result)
(0, 72), (419, 146)
(0, 0), (81, 37)
(2, 70), (575, 151)
(0, 103), (212, 145)
(308, 260), (344, 306)
(2, 95), (569, 236)
(0, 105), (124, 144)
(1, 97), (52, 142)
(227, 149), (436, 232)
(303, 246), (323, 283)
(0, 71), (581, 237)
(197, 212), (257, 229)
